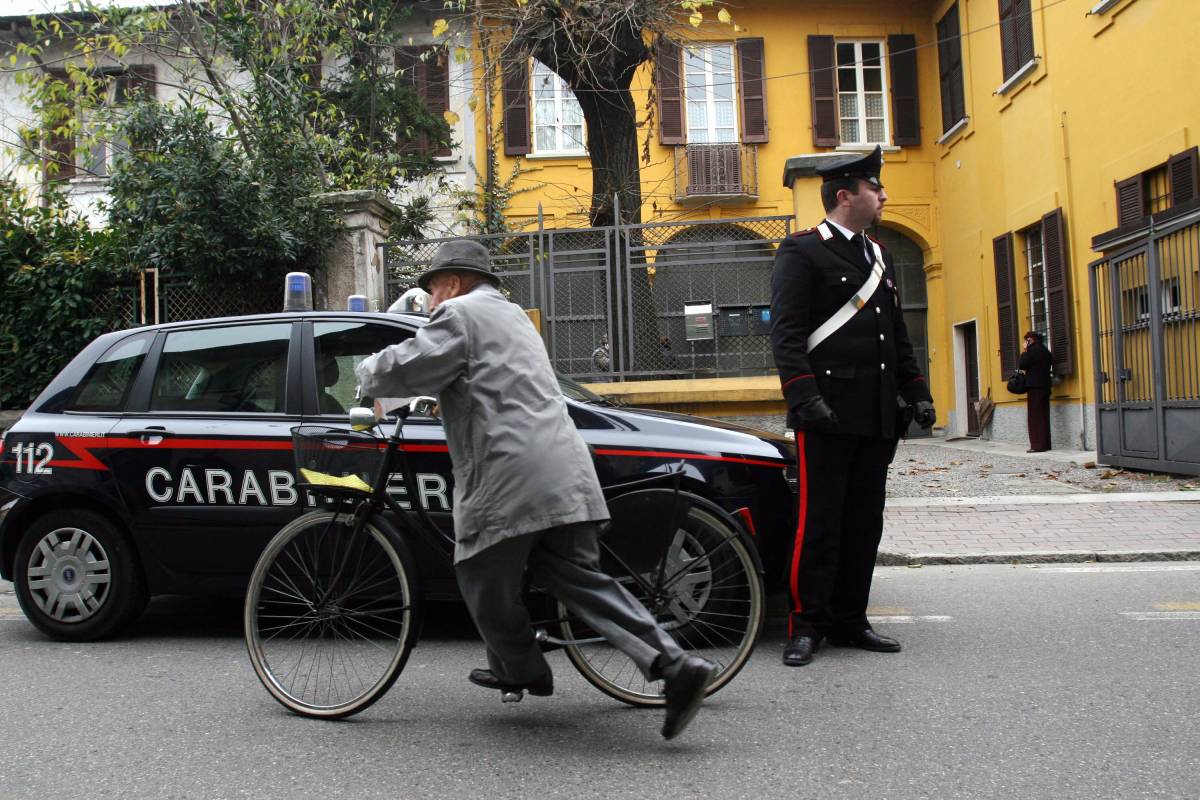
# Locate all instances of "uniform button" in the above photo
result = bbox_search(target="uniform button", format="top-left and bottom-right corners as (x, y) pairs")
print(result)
(880, 363), (886, 371)
(879, 334), (885, 341)
(825, 369), (832, 375)
(841, 276), (847, 282)
(875, 306), (881, 314)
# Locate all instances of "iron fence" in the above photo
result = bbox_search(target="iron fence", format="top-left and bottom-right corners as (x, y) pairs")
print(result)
(382, 213), (791, 381)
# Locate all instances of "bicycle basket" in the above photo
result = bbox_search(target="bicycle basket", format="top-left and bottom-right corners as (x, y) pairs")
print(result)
(291, 425), (384, 494)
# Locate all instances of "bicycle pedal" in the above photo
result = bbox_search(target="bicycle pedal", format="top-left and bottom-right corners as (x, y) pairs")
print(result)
(501, 690), (525, 703)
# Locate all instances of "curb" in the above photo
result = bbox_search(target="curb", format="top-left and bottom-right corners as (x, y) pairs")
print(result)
(876, 549), (1200, 566)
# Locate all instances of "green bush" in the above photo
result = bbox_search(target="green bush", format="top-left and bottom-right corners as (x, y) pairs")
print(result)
(0, 184), (132, 408)
(105, 101), (339, 289)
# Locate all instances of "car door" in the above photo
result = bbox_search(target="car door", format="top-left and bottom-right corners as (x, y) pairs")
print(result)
(106, 320), (303, 588)
(303, 318), (458, 596)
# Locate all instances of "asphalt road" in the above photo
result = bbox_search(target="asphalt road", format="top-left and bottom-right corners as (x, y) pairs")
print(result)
(2, 564), (1199, 800)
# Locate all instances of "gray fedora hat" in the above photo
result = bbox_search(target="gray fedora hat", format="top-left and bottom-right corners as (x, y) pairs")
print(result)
(417, 240), (501, 292)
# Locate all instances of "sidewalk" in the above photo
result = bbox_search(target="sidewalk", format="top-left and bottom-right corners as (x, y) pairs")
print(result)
(881, 435), (1200, 564)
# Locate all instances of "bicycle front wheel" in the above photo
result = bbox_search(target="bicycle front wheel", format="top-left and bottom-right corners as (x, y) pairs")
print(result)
(559, 498), (765, 707)
(244, 510), (421, 719)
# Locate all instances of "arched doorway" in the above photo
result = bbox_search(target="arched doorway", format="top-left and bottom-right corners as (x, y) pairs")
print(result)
(869, 225), (931, 438)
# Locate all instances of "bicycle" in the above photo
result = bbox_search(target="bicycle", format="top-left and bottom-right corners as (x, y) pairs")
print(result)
(243, 397), (765, 719)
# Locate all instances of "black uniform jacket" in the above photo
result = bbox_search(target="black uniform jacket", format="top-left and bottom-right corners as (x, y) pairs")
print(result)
(770, 225), (932, 438)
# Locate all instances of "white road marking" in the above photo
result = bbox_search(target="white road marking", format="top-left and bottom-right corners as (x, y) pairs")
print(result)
(1033, 564), (1200, 573)
(1121, 611), (1200, 621)
(868, 615), (953, 624)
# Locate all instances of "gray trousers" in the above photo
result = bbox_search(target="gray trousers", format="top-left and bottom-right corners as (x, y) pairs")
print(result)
(455, 521), (687, 686)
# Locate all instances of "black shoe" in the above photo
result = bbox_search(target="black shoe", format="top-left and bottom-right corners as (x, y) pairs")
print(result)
(782, 634), (820, 666)
(661, 656), (717, 740)
(827, 628), (901, 652)
(468, 668), (554, 696)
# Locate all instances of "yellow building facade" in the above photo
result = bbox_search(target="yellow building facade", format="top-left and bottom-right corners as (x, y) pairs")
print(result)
(466, 0), (1200, 467)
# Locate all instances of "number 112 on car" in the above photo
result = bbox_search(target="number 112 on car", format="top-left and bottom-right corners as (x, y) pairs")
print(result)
(9, 442), (53, 475)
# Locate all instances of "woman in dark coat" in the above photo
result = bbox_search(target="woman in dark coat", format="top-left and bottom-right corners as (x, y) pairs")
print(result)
(1019, 331), (1053, 452)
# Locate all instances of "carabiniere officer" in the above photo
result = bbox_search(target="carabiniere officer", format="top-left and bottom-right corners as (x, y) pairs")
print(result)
(769, 145), (936, 667)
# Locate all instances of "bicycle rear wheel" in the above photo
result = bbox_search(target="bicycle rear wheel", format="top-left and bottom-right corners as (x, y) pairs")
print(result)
(244, 510), (421, 719)
(559, 496), (764, 707)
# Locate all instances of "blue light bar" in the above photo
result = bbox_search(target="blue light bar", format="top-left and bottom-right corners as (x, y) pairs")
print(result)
(347, 294), (368, 312)
(283, 272), (313, 311)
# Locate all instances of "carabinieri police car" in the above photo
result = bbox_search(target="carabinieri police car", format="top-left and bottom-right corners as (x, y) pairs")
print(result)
(0, 289), (797, 641)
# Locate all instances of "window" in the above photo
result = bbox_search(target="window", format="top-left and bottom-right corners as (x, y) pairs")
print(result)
(45, 66), (155, 181)
(1023, 224), (1049, 339)
(150, 324), (291, 413)
(994, 209), (1074, 379)
(835, 41), (889, 145)
(1114, 147), (1200, 227)
(684, 45), (737, 144)
(531, 61), (585, 154)
(396, 46), (451, 157)
(998, 0), (1035, 81)
(67, 332), (153, 412)
(313, 321), (412, 416)
(937, 4), (966, 133)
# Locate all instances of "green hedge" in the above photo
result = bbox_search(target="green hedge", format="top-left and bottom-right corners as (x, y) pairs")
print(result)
(0, 185), (132, 409)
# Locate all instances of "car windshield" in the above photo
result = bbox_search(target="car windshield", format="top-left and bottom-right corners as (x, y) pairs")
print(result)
(557, 374), (618, 406)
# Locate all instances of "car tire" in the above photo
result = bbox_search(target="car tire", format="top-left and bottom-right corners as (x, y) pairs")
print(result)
(14, 509), (148, 641)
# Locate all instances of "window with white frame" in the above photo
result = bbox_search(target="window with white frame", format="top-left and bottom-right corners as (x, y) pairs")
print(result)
(836, 41), (889, 145)
(684, 44), (737, 143)
(1023, 224), (1049, 338)
(531, 60), (585, 154)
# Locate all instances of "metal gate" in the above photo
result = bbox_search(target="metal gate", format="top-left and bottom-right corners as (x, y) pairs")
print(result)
(382, 213), (791, 381)
(1090, 212), (1200, 475)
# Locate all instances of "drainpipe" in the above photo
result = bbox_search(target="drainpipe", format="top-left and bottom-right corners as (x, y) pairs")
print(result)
(1059, 110), (1090, 450)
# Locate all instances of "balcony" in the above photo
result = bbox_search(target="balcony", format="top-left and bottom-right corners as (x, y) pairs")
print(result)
(673, 143), (759, 205)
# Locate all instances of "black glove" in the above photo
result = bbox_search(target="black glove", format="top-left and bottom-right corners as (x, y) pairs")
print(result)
(913, 400), (936, 429)
(792, 395), (838, 433)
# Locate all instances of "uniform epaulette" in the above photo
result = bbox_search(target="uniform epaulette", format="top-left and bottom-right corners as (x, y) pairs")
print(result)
(866, 233), (888, 249)
(791, 228), (818, 238)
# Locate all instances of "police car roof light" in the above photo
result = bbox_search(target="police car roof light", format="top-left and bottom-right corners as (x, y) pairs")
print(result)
(284, 272), (313, 311)
(347, 294), (368, 312)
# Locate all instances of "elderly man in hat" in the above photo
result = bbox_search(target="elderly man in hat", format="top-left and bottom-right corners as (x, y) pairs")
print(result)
(769, 146), (936, 668)
(355, 240), (716, 739)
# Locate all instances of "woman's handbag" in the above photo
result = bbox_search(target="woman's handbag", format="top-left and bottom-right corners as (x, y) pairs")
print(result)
(1006, 369), (1028, 394)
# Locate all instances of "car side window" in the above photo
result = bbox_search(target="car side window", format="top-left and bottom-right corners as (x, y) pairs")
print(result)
(67, 332), (155, 413)
(150, 323), (291, 413)
(313, 321), (413, 415)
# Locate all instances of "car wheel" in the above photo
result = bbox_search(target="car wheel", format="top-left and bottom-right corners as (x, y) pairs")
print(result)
(14, 509), (148, 641)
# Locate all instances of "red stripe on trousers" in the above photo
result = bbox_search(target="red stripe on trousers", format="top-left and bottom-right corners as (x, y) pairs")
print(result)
(788, 431), (808, 638)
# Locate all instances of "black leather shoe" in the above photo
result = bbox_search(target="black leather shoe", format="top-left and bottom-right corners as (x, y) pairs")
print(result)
(828, 628), (901, 653)
(661, 655), (717, 740)
(782, 634), (820, 666)
(468, 668), (554, 696)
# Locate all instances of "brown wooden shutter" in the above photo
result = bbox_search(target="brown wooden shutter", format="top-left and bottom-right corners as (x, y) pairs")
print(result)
(126, 64), (156, 99)
(998, 0), (1019, 80)
(736, 38), (767, 144)
(1041, 208), (1074, 377)
(888, 34), (920, 146)
(502, 58), (531, 156)
(993, 232), (1021, 378)
(1115, 175), (1146, 227)
(1014, 0), (1035, 67)
(1168, 147), (1199, 207)
(807, 35), (837, 147)
(937, 5), (966, 133)
(655, 40), (684, 145)
(396, 47), (451, 157)
(396, 47), (426, 155)
(44, 68), (75, 181)
(424, 49), (452, 157)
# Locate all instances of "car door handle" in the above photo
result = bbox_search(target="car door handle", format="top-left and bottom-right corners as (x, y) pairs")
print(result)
(128, 427), (170, 444)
